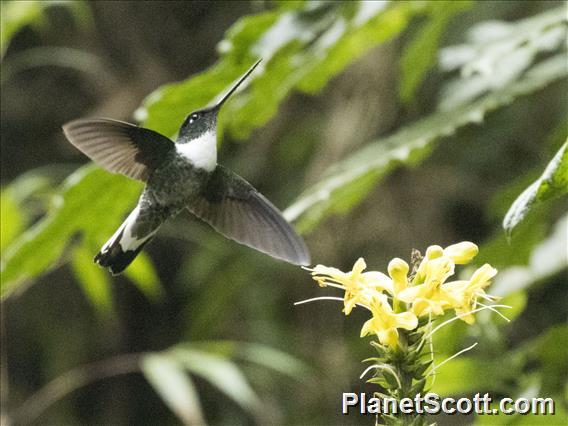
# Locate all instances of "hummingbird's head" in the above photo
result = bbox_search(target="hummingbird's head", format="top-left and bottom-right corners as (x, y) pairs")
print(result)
(177, 59), (262, 144)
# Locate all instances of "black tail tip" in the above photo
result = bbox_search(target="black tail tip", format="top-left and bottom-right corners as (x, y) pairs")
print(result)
(94, 247), (139, 275)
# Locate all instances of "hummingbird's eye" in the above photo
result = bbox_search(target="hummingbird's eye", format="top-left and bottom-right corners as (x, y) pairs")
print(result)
(189, 113), (200, 124)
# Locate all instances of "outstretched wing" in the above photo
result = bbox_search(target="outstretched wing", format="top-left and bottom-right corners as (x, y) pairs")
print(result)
(63, 118), (174, 181)
(188, 166), (310, 266)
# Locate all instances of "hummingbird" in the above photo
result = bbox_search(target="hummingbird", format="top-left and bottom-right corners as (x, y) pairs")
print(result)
(63, 60), (310, 275)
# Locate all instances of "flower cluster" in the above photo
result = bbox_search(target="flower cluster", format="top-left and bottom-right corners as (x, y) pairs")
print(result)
(305, 242), (498, 348)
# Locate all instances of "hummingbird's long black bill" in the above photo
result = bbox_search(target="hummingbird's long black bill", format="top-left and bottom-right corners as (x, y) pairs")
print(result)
(210, 59), (262, 110)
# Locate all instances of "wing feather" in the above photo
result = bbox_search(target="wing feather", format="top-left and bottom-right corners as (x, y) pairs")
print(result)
(187, 166), (310, 266)
(63, 118), (174, 181)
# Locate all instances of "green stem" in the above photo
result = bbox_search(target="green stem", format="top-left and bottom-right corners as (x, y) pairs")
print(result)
(372, 328), (432, 426)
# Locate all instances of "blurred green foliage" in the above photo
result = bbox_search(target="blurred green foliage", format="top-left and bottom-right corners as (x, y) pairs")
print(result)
(1, 0), (91, 58)
(137, 1), (425, 139)
(399, 1), (472, 102)
(1, 1), (567, 425)
(0, 189), (23, 250)
(286, 53), (566, 232)
(504, 141), (567, 236)
(1, 166), (160, 301)
(142, 341), (308, 425)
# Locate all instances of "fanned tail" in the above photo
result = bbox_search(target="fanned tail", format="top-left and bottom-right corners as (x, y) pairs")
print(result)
(94, 206), (159, 275)
(94, 234), (152, 275)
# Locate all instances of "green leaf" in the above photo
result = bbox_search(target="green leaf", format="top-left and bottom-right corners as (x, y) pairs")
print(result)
(438, 6), (567, 110)
(467, 290), (568, 424)
(1, 0), (93, 58)
(70, 241), (113, 314)
(294, 2), (414, 94)
(476, 174), (551, 270)
(0, 166), (141, 298)
(136, 1), (429, 140)
(430, 357), (497, 395)
(0, 189), (24, 251)
(191, 341), (310, 380)
(0, 166), (73, 252)
(399, 1), (471, 102)
(503, 141), (568, 237)
(186, 258), (255, 339)
(1, 47), (107, 85)
(497, 291), (527, 324)
(475, 402), (567, 426)
(171, 347), (261, 414)
(0, 165), (163, 300)
(135, 60), (241, 137)
(492, 213), (568, 297)
(124, 252), (163, 301)
(1, 1), (45, 57)
(236, 342), (310, 379)
(284, 54), (568, 232)
(142, 353), (205, 426)
(0, 1), (450, 296)
(382, 368), (401, 389)
(532, 325), (568, 396)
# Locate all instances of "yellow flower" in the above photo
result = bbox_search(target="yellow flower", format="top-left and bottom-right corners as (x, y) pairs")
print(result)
(303, 241), (500, 350)
(444, 242), (479, 265)
(412, 242), (478, 284)
(388, 258), (409, 294)
(360, 295), (418, 348)
(398, 257), (459, 317)
(308, 258), (392, 314)
(412, 245), (444, 284)
(443, 264), (498, 324)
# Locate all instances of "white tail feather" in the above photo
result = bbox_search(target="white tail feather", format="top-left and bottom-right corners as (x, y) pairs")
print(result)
(101, 206), (155, 253)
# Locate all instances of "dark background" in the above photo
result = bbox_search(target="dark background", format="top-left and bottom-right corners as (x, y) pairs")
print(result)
(1, 1), (566, 425)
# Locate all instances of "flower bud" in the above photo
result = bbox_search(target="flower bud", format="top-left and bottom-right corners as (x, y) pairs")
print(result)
(444, 242), (478, 264)
(388, 258), (409, 293)
(425, 245), (444, 260)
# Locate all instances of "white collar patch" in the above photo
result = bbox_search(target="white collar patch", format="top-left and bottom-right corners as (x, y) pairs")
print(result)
(176, 131), (217, 171)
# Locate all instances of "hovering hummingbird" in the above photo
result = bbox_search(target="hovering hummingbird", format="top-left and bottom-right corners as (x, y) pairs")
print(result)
(63, 60), (310, 275)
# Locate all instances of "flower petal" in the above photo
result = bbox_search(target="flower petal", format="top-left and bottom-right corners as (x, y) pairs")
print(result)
(360, 319), (374, 338)
(310, 265), (347, 278)
(424, 257), (454, 286)
(352, 258), (367, 276)
(398, 285), (423, 303)
(361, 271), (393, 293)
(343, 296), (358, 315)
(470, 264), (498, 288)
(455, 307), (476, 324)
(388, 258), (409, 293)
(444, 242), (478, 264)
(394, 311), (418, 330)
(378, 329), (399, 348)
